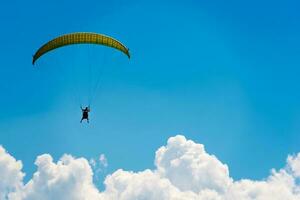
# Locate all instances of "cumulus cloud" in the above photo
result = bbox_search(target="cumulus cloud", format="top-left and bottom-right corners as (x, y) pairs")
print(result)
(288, 153), (300, 177)
(1, 135), (300, 200)
(155, 135), (232, 193)
(9, 154), (101, 200)
(0, 146), (24, 200)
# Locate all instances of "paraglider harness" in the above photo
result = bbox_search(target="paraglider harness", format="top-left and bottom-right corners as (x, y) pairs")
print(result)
(80, 106), (90, 123)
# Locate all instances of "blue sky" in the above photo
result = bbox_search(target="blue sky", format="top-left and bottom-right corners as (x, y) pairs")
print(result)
(0, 0), (300, 186)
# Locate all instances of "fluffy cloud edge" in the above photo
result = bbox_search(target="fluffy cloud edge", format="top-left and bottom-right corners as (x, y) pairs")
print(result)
(0, 135), (300, 200)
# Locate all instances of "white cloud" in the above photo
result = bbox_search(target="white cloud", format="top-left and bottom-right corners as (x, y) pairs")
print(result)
(1, 135), (300, 200)
(0, 146), (24, 200)
(287, 153), (300, 177)
(155, 135), (232, 193)
(9, 154), (101, 200)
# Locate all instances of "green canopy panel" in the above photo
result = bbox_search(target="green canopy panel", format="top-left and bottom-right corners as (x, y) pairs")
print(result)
(32, 32), (130, 65)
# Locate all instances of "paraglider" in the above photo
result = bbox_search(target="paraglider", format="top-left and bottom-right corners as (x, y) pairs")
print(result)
(32, 32), (130, 65)
(80, 106), (91, 123)
(33, 32), (130, 123)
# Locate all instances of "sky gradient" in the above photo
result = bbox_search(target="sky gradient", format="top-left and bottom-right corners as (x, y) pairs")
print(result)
(0, 0), (300, 187)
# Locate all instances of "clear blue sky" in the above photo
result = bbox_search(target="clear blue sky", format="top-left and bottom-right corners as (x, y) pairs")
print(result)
(1, 0), (300, 184)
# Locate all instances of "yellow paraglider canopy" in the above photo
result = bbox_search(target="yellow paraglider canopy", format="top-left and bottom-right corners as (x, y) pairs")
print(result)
(32, 32), (130, 65)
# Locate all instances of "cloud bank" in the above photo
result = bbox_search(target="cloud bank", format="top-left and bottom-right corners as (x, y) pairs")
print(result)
(1, 135), (300, 200)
